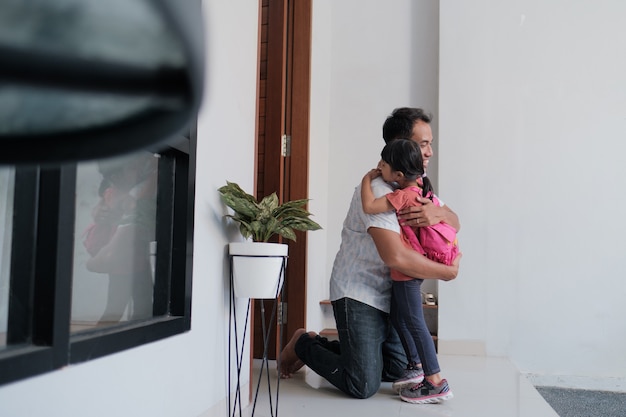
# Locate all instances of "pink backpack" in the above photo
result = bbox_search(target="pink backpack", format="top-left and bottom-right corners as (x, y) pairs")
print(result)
(388, 186), (459, 266)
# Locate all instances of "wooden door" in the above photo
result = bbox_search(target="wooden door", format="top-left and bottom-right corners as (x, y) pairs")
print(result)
(253, 0), (312, 359)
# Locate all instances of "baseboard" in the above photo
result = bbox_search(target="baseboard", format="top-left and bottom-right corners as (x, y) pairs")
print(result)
(437, 339), (486, 356)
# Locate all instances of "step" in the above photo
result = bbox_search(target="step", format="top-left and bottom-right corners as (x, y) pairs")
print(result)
(319, 328), (338, 338)
(320, 299), (437, 309)
(319, 300), (437, 349)
(320, 328), (437, 343)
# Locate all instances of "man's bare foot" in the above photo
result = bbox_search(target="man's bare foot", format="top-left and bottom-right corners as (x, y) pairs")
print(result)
(278, 328), (307, 379)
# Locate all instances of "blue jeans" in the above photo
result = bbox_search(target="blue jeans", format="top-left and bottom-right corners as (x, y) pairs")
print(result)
(294, 297), (407, 399)
(391, 279), (440, 375)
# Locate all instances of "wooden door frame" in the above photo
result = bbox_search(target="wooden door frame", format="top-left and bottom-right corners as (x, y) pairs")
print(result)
(253, 0), (312, 359)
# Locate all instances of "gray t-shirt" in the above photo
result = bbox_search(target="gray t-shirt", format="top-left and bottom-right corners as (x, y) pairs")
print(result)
(329, 177), (399, 313)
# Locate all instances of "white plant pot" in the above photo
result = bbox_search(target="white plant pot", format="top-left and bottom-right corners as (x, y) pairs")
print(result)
(229, 242), (288, 299)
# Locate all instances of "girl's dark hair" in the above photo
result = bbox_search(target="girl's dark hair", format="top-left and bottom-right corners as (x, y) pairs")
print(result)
(380, 139), (434, 199)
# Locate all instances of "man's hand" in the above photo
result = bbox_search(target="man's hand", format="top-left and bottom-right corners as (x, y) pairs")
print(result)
(363, 168), (381, 181)
(397, 196), (460, 231)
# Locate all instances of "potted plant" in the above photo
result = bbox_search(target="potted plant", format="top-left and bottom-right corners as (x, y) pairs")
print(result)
(219, 181), (321, 298)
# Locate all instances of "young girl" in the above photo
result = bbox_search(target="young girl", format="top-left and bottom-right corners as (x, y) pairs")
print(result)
(361, 138), (457, 404)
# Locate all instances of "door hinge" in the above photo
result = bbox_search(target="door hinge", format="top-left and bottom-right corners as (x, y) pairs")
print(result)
(278, 301), (288, 325)
(281, 134), (291, 157)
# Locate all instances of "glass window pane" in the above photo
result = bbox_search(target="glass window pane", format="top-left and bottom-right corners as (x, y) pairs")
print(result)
(0, 167), (14, 347)
(71, 151), (159, 332)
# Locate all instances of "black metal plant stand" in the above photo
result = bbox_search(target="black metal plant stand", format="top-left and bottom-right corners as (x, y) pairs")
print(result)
(228, 254), (288, 417)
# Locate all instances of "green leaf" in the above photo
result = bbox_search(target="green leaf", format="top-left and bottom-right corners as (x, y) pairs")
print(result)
(219, 181), (322, 242)
(220, 193), (259, 219)
(277, 226), (297, 242)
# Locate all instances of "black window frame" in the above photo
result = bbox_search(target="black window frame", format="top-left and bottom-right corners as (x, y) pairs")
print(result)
(0, 128), (196, 386)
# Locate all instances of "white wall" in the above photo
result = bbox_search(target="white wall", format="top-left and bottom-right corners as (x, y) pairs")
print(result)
(194, 0), (261, 413)
(306, 0), (333, 333)
(438, 0), (626, 391)
(0, 1), (261, 416)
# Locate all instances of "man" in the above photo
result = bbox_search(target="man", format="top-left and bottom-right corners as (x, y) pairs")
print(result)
(279, 108), (461, 399)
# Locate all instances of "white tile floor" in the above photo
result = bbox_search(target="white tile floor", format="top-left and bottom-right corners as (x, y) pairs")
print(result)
(239, 355), (560, 417)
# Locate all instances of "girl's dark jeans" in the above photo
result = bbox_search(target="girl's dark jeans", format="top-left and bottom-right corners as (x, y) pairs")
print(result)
(391, 279), (440, 376)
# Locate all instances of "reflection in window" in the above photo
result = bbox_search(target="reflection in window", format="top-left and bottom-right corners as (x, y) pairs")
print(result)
(0, 167), (14, 347)
(72, 151), (158, 332)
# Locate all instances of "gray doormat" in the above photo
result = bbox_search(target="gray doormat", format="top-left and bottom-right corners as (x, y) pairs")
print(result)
(536, 386), (626, 417)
